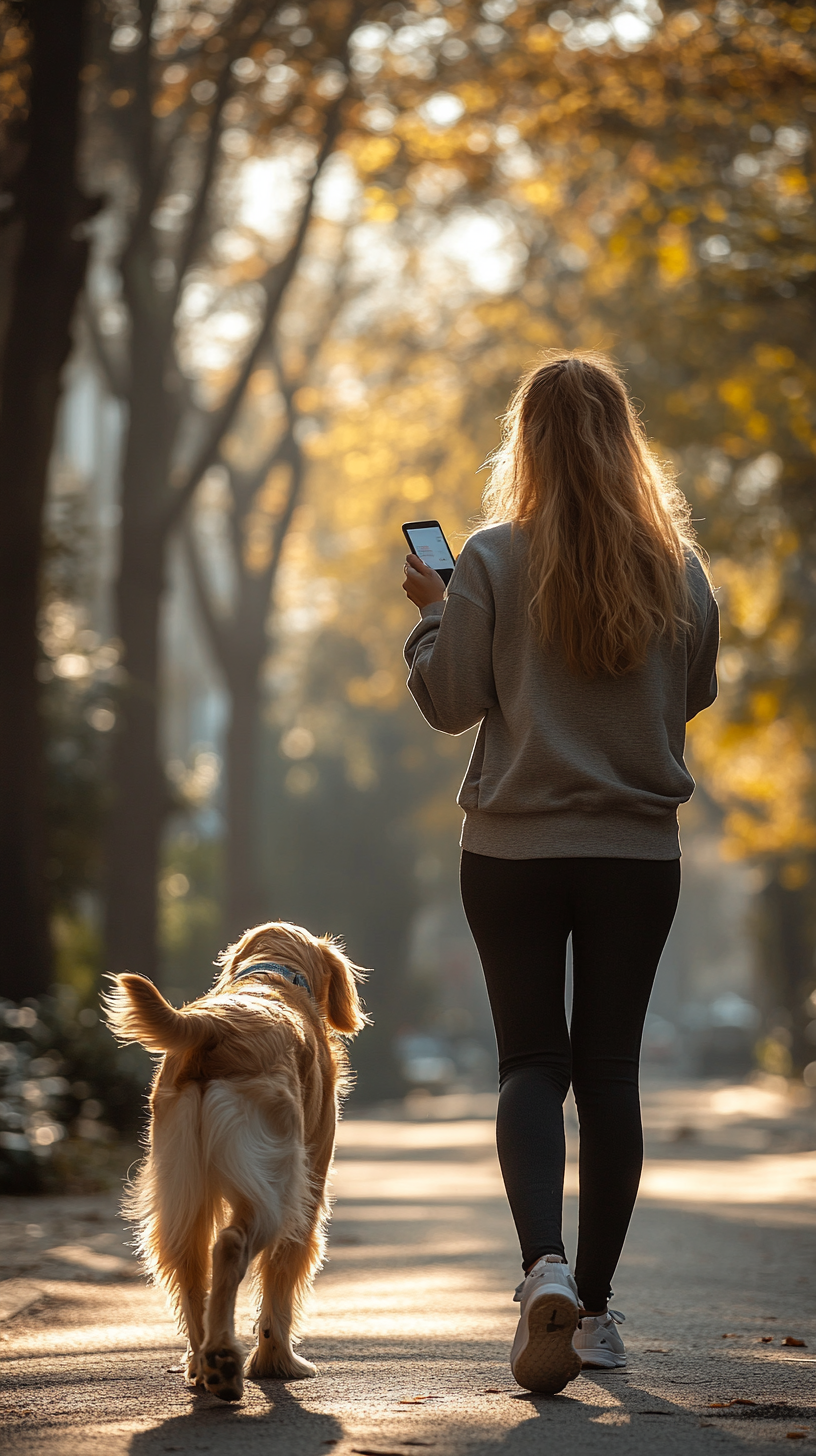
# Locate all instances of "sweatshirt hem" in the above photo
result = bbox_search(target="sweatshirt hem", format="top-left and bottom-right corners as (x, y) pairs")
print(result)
(460, 808), (681, 860)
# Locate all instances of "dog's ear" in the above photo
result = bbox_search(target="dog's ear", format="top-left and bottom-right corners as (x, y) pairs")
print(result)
(319, 939), (370, 1035)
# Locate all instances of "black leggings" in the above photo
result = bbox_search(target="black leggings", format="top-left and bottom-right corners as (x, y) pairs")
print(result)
(460, 851), (680, 1313)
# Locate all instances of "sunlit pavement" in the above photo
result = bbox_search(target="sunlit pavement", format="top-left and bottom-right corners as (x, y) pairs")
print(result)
(2, 1076), (815, 1454)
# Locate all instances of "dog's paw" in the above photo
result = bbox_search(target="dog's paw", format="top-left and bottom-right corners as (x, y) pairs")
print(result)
(184, 1350), (205, 1388)
(286, 1351), (318, 1379)
(245, 1343), (317, 1380)
(201, 1344), (244, 1402)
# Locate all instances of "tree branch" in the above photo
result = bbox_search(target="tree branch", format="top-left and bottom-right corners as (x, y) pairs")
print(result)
(223, 463), (244, 574)
(163, 96), (345, 534)
(182, 511), (231, 672)
(121, 0), (159, 247)
(117, 0), (170, 329)
(163, 1), (257, 330)
(267, 431), (305, 587)
(234, 429), (304, 666)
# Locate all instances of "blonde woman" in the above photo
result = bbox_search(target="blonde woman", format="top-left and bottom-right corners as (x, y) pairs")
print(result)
(401, 353), (719, 1396)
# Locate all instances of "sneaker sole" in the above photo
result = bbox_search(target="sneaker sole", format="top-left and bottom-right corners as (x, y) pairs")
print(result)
(512, 1290), (582, 1395)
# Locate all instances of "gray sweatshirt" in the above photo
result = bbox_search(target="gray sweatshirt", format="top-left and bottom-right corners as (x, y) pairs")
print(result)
(404, 522), (719, 860)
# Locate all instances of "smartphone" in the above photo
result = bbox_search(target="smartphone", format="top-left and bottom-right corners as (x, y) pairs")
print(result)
(402, 519), (456, 586)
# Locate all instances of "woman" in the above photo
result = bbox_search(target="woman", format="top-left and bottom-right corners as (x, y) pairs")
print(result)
(401, 352), (719, 1396)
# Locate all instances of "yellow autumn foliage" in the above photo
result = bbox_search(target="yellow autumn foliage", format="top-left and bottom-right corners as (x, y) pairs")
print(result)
(690, 707), (816, 860)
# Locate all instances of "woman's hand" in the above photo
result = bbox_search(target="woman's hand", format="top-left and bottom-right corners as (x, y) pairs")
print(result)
(403, 553), (447, 610)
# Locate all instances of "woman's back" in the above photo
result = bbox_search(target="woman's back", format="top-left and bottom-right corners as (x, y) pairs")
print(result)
(399, 349), (721, 1398)
(405, 520), (718, 861)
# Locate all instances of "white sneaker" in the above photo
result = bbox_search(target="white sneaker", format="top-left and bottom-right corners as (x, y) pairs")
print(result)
(510, 1255), (582, 1394)
(573, 1309), (627, 1369)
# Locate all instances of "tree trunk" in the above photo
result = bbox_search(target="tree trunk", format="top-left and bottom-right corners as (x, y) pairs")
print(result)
(101, 59), (341, 982)
(183, 530), (272, 942)
(760, 867), (815, 1073)
(184, 447), (306, 944)
(103, 321), (176, 976)
(104, 526), (168, 976)
(224, 671), (266, 939)
(0, 0), (91, 999)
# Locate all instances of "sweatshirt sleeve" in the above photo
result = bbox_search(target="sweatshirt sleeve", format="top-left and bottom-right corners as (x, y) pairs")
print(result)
(404, 590), (497, 735)
(686, 581), (720, 722)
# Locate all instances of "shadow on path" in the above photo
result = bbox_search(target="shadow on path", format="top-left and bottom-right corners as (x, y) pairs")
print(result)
(461, 1370), (815, 1454)
(128, 1381), (344, 1456)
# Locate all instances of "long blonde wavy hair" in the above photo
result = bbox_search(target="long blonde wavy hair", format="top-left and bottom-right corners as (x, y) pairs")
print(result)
(481, 351), (700, 677)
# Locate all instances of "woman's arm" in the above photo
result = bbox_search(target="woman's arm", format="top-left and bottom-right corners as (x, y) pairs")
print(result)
(686, 590), (720, 721)
(404, 588), (497, 734)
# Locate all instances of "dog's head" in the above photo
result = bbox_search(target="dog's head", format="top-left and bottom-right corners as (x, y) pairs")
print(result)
(217, 922), (370, 1035)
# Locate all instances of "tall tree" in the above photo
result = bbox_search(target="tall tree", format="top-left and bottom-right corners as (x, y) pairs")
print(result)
(0, 0), (95, 999)
(183, 245), (347, 939)
(85, 0), (361, 977)
(184, 394), (305, 937)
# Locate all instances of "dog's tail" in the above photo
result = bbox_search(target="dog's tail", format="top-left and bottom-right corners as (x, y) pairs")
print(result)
(103, 974), (211, 1054)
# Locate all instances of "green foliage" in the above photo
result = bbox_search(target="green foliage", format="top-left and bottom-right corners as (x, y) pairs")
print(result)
(52, 911), (101, 1003)
(0, 987), (150, 1195)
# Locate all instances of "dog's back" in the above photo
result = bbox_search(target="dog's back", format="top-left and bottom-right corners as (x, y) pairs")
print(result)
(106, 974), (326, 1290)
(103, 926), (366, 1398)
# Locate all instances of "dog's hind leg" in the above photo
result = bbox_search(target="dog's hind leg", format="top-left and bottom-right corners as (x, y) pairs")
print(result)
(199, 1222), (249, 1402)
(246, 1228), (321, 1381)
(178, 1231), (210, 1388)
(131, 1086), (213, 1387)
(200, 1079), (315, 1392)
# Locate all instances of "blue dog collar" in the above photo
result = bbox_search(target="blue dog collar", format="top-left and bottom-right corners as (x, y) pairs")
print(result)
(232, 961), (312, 997)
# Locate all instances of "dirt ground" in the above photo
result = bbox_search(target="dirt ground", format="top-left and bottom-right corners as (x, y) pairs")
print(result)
(2, 1075), (816, 1455)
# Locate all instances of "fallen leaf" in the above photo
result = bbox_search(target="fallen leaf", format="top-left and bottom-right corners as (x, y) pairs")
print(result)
(644, 1348), (669, 1354)
(721, 1333), (740, 1339)
(783, 1338), (807, 1348)
(708, 1403), (728, 1409)
(786, 1433), (808, 1440)
(398, 1397), (440, 1404)
(760, 1337), (773, 1344)
(165, 1365), (184, 1373)
(708, 1400), (757, 1409)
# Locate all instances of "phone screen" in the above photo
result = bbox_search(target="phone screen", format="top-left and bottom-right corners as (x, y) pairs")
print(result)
(405, 524), (455, 577)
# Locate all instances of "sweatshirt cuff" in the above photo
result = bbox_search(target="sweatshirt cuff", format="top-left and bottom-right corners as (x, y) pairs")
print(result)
(419, 600), (445, 620)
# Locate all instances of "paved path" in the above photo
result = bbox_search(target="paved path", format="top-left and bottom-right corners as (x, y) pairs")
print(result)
(2, 1077), (816, 1454)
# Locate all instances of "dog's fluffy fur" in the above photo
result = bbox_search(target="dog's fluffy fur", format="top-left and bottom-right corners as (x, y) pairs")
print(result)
(104, 921), (367, 1402)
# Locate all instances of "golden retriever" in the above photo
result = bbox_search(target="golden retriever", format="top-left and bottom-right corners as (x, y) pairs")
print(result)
(104, 920), (367, 1402)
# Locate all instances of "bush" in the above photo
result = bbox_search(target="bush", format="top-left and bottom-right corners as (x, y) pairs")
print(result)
(0, 987), (151, 1194)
